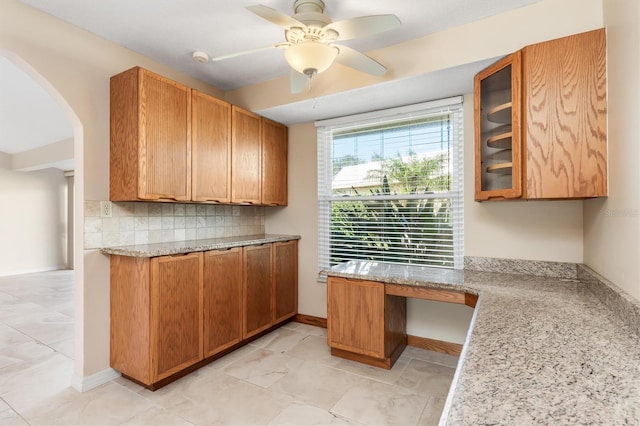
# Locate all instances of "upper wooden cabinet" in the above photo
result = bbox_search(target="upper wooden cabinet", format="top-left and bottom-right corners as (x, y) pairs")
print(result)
(231, 106), (262, 204)
(262, 118), (288, 206)
(192, 90), (232, 203)
(110, 67), (288, 206)
(110, 67), (192, 201)
(475, 52), (523, 200)
(475, 29), (607, 201)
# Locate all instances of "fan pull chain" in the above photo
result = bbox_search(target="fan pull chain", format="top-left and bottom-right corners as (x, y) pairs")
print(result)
(308, 76), (319, 110)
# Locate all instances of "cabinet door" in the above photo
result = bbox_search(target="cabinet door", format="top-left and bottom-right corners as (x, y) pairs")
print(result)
(150, 253), (203, 381)
(261, 118), (288, 206)
(192, 91), (232, 203)
(110, 255), (153, 385)
(523, 29), (607, 199)
(474, 52), (522, 201)
(327, 277), (385, 359)
(273, 240), (297, 323)
(243, 244), (273, 338)
(231, 106), (262, 204)
(138, 68), (192, 201)
(203, 248), (243, 357)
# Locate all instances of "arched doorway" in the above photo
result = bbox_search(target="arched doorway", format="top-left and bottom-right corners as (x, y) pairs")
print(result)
(0, 49), (85, 385)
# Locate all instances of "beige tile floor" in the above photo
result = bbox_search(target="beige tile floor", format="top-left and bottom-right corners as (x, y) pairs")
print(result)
(0, 270), (458, 426)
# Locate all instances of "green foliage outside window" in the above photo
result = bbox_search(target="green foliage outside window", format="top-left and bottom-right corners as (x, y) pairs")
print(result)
(330, 153), (453, 268)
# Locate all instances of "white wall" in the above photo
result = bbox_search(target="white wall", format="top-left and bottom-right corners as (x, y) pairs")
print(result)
(0, 152), (10, 169)
(584, 0), (640, 301)
(0, 167), (68, 275)
(265, 123), (325, 317)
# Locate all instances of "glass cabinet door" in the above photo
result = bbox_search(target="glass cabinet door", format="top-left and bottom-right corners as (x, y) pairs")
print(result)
(474, 52), (522, 201)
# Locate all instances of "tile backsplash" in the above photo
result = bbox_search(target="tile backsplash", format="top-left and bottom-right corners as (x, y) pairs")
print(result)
(85, 201), (265, 249)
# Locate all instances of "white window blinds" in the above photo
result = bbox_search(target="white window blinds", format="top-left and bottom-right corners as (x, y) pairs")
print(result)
(317, 97), (464, 276)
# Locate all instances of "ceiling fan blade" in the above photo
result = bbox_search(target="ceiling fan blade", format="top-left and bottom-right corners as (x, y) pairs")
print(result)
(209, 43), (287, 62)
(290, 68), (308, 94)
(324, 15), (400, 41)
(246, 4), (305, 29)
(334, 45), (387, 76)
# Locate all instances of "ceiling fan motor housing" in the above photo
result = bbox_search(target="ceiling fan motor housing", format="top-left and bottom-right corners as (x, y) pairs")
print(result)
(293, 0), (332, 28)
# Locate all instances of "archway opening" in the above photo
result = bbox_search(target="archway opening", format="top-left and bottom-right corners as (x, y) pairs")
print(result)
(0, 49), (85, 384)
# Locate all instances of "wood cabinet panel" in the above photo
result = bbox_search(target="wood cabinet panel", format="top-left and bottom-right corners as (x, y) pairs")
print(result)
(110, 256), (152, 385)
(474, 29), (607, 201)
(273, 240), (298, 323)
(110, 69), (140, 201)
(243, 244), (273, 338)
(110, 67), (191, 201)
(231, 106), (262, 204)
(111, 67), (289, 206)
(150, 253), (203, 381)
(474, 52), (522, 201)
(384, 294), (407, 358)
(523, 29), (607, 199)
(328, 277), (385, 358)
(261, 118), (288, 206)
(191, 90), (231, 203)
(203, 248), (243, 357)
(192, 91), (232, 203)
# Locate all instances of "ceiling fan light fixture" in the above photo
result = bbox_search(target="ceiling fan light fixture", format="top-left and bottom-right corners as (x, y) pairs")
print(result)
(284, 41), (338, 77)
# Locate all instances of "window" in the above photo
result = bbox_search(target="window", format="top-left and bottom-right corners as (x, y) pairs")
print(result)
(317, 97), (463, 276)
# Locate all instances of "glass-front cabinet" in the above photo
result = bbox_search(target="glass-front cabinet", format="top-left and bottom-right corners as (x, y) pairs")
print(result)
(474, 52), (522, 201)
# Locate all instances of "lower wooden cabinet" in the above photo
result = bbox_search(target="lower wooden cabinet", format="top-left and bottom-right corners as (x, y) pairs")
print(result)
(243, 244), (273, 338)
(273, 240), (298, 323)
(327, 276), (407, 369)
(203, 247), (243, 357)
(242, 240), (299, 338)
(110, 252), (203, 385)
(110, 239), (298, 389)
(152, 254), (204, 380)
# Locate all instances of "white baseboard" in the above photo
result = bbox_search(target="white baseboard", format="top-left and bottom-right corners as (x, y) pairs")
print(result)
(0, 266), (66, 277)
(71, 368), (121, 392)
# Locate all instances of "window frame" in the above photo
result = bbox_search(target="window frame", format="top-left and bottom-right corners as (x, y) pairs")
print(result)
(316, 97), (464, 279)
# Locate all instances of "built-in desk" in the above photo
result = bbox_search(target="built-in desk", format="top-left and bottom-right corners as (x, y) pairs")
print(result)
(327, 271), (477, 369)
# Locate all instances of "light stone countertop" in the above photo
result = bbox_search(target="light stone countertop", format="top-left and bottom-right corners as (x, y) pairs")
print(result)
(100, 234), (301, 257)
(326, 260), (640, 425)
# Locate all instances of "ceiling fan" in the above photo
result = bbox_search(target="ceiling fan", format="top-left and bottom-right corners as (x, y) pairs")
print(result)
(194, 0), (400, 93)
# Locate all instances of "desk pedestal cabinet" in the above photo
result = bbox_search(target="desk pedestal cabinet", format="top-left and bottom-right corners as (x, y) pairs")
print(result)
(327, 275), (478, 369)
(327, 277), (407, 369)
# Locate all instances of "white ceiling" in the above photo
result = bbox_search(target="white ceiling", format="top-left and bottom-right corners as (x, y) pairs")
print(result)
(20, 0), (540, 91)
(5, 0), (541, 155)
(0, 56), (72, 155)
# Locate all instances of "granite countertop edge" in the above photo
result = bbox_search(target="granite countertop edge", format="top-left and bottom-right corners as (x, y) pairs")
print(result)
(100, 234), (301, 257)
